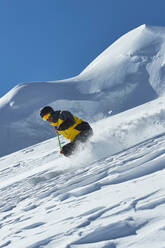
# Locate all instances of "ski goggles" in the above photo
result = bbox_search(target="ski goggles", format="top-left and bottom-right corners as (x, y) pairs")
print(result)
(42, 112), (52, 121)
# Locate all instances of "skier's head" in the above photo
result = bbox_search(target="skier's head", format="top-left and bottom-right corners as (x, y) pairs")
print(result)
(40, 106), (54, 121)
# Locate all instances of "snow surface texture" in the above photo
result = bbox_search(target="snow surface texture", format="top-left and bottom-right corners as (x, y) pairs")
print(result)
(1, 115), (165, 248)
(1, 24), (165, 156)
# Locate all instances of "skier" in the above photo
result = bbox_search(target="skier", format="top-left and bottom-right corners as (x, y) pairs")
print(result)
(40, 106), (93, 157)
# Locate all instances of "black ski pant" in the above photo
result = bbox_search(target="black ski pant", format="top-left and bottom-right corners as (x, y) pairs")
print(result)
(62, 123), (93, 157)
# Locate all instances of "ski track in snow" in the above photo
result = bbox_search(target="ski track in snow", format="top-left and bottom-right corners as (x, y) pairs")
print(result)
(0, 133), (165, 248)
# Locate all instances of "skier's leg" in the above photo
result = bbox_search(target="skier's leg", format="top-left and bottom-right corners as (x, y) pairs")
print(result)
(74, 126), (93, 143)
(61, 124), (93, 157)
(61, 142), (76, 157)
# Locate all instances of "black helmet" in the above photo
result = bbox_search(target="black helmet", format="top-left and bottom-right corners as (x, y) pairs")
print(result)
(40, 106), (54, 118)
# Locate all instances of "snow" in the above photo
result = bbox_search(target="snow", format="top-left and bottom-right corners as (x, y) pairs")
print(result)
(1, 24), (165, 247)
(1, 117), (165, 247)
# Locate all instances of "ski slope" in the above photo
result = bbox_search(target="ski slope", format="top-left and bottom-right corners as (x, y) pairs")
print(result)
(1, 113), (165, 247)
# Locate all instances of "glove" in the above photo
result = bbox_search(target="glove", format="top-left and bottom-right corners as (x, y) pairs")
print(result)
(53, 126), (58, 132)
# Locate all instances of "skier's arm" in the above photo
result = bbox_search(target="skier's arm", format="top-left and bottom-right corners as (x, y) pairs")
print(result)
(58, 111), (75, 131)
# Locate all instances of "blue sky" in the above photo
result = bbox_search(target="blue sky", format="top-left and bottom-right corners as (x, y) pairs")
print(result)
(0, 0), (165, 97)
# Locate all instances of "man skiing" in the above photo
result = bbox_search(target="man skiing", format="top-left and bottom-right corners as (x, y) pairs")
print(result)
(40, 106), (93, 157)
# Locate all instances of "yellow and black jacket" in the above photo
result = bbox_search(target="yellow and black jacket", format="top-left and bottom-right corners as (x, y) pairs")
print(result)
(50, 111), (88, 142)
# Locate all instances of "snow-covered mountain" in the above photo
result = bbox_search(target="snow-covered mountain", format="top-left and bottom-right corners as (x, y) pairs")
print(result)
(1, 24), (165, 157)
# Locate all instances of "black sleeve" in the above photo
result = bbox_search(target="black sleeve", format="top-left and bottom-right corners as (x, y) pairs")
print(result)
(58, 111), (75, 131)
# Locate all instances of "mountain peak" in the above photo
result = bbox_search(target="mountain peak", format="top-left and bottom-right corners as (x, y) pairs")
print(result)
(1, 25), (165, 156)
